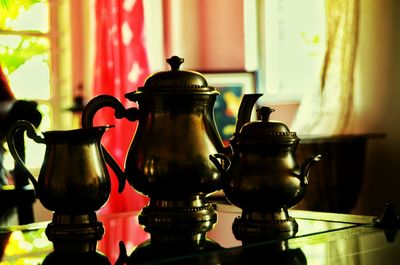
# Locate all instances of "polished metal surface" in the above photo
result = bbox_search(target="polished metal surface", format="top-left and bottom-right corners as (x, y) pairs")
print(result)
(232, 209), (299, 241)
(137, 56), (212, 92)
(45, 212), (104, 253)
(222, 106), (320, 212)
(212, 105), (321, 238)
(81, 56), (227, 197)
(6, 120), (111, 258)
(81, 56), (250, 233)
(6, 120), (111, 214)
(139, 197), (217, 229)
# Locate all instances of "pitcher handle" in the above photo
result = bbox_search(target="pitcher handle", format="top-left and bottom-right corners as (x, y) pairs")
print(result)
(81, 95), (140, 193)
(6, 120), (45, 196)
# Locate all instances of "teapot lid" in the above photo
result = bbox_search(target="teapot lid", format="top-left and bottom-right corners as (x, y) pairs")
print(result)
(135, 56), (217, 94)
(233, 106), (299, 144)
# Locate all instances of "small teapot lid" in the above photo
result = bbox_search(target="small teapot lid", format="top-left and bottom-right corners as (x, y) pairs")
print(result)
(234, 106), (299, 144)
(134, 56), (217, 94)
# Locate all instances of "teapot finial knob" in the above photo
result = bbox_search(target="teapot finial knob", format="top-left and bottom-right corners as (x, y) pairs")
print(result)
(258, 106), (275, 122)
(166, 56), (184, 71)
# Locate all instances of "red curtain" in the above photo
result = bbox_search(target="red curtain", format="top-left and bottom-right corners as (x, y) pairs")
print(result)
(93, 0), (150, 214)
(93, 0), (150, 258)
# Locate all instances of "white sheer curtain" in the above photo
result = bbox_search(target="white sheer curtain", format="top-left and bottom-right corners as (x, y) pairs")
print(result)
(292, 0), (360, 135)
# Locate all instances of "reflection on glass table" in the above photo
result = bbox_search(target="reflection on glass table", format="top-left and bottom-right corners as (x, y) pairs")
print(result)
(0, 203), (399, 264)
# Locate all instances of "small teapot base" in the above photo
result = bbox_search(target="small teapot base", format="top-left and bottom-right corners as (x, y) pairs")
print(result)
(232, 208), (298, 242)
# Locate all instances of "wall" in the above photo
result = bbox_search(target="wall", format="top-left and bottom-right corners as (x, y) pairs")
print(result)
(163, 0), (244, 70)
(352, 0), (400, 215)
(161, 0), (299, 128)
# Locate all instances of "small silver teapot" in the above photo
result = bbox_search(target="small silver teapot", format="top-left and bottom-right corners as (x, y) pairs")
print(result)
(211, 100), (321, 240)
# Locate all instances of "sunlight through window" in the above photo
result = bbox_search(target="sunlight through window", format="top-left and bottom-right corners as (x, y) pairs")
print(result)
(4, 2), (49, 32)
(258, 0), (326, 103)
(1, 0), (51, 169)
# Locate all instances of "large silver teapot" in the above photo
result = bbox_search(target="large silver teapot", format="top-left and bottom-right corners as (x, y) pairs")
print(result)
(81, 56), (258, 234)
(82, 56), (231, 199)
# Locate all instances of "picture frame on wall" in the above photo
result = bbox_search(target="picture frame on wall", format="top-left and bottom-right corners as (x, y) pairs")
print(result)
(202, 71), (258, 143)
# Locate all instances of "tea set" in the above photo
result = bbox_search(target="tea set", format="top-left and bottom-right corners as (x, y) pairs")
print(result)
(6, 56), (320, 262)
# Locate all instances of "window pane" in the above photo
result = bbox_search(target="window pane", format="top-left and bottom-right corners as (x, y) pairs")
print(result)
(0, 0), (49, 32)
(2, 103), (50, 170)
(274, 0), (325, 92)
(37, 103), (51, 132)
(262, 0), (326, 102)
(23, 103), (50, 168)
(0, 34), (51, 100)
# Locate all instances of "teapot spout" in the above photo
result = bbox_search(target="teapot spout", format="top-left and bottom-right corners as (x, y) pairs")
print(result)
(300, 155), (322, 185)
(235, 94), (263, 134)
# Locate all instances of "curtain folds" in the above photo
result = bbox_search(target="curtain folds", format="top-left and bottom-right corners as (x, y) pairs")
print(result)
(93, 0), (151, 259)
(292, 0), (360, 135)
(93, 0), (150, 214)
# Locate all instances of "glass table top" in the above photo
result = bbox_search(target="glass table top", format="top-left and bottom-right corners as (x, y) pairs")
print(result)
(0, 203), (398, 265)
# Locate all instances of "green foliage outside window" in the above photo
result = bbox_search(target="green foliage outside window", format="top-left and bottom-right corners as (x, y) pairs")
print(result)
(0, 35), (49, 75)
(0, 0), (50, 99)
(0, 0), (51, 168)
(0, 0), (44, 28)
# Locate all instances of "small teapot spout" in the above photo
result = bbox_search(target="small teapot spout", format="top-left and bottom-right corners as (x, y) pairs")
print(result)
(235, 94), (263, 134)
(300, 155), (322, 186)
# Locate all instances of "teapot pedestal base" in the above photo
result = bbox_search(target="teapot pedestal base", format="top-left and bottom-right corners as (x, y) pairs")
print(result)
(132, 197), (220, 264)
(139, 196), (217, 231)
(45, 212), (104, 253)
(138, 196), (218, 246)
(232, 208), (298, 241)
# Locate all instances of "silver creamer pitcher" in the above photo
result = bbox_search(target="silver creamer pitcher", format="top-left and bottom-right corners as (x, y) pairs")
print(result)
(7, 120), (111, 214)
(7, 120), (112, 252)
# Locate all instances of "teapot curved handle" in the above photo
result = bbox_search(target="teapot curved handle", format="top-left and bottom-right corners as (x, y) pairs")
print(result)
(82, 95), (141, 193)
(299, 155), (322, 186)
(6, 120), (45, 195)
(209, 153), (231, 173)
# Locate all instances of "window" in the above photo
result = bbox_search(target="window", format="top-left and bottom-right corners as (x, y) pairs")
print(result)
(246, 0), (326, 103)
(1, 1), (51, 127)
(0, 0), (73, 168)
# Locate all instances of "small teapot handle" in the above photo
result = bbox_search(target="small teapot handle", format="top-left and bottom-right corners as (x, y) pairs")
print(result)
(6, 120), (45, 195)
(299, 155), (322, 186)
(82, 95), (141, 193)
